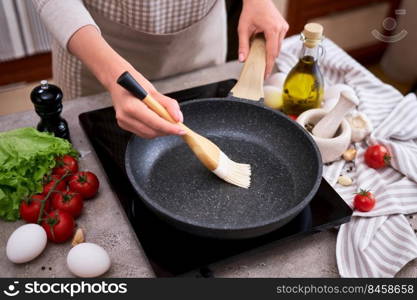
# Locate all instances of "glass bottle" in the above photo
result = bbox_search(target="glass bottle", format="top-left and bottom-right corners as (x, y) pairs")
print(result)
(282, 23), (325, 116)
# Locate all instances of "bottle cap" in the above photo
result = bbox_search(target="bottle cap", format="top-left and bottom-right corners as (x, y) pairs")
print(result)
(302, 23), (324, 48)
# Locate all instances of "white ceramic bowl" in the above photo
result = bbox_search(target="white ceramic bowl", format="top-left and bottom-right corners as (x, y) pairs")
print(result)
(297, 109), (351, 163)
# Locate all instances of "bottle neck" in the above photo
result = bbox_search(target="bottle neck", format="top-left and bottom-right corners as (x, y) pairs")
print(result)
(300, 43), (320, 61)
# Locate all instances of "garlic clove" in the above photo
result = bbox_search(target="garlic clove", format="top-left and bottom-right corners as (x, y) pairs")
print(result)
(72, 228), (85, 247)
(346, 112), (373, 143)
(338, 175), (353, 186)
(343, 148), (357, 161)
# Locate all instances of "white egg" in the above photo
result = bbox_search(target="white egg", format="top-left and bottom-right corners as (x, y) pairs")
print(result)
(265, 72), (287, 89)
(323, 84), (356, 111)
(263, 85), (283, 110)
(67, 243), (111, 278)
(6, 224), (47, 264)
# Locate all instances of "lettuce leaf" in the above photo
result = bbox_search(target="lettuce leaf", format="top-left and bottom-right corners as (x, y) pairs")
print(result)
(0, 128), (77, 221)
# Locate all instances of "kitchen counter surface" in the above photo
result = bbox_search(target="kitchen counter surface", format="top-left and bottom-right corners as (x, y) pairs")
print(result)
(1, 61), (417, 278)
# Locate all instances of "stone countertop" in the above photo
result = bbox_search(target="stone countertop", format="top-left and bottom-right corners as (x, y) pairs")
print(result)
(1, 61), (416, 278)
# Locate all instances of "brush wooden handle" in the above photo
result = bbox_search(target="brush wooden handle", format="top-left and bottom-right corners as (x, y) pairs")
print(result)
(117, 71), (180, 124)
(117, 71), (209, 137)
(143, 95), (177, 123)
(230, 35), (266, 101)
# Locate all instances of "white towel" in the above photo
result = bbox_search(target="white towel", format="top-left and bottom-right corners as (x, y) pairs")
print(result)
(277, 36), (417, 277)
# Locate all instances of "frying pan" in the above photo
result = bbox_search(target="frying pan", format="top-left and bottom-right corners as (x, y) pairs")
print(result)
(124, 36), (322, 239)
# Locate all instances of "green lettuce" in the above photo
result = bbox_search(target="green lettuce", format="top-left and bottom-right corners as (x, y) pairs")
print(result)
(0, 128), (77, 221)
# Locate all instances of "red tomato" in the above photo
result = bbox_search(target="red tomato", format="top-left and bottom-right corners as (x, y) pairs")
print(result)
(52, 155), (79, 176)
(19, 194), (50, 223)
(43, 175), (67, 195)
(353, 190), (376, 212)
(364, 144), (391, 169)
(68, 171), (99, 199)
(52, 191), (83, 218)
(288, 114), (298, 121)
(41, 210), (74, 243)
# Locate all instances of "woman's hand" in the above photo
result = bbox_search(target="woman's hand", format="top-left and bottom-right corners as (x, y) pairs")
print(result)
(68, 25), (184, 139)
(109, 70), (185, 139)
(238, 0), (289, 78)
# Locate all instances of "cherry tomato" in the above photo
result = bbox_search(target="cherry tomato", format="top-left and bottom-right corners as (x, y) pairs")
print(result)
(68, 171), (99, 199)
(51, 191), (83, 218)
(41, 210), (74, 243)
(52, 155), (79, 176)
(19, 194), (50, 223)
(43, 174), (67, 195)
(353, 190), (376, 212)
(364, 144), (391, 169)
(288, 115), (298, 121)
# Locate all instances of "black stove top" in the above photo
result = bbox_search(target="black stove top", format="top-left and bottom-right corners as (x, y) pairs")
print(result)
(79, 79), (352, 277)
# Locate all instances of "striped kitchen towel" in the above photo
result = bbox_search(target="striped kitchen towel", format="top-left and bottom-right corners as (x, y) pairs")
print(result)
(277, 36), (417, 277)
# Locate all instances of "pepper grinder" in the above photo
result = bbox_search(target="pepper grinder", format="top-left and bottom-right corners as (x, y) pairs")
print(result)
(31, 80), (71, 141)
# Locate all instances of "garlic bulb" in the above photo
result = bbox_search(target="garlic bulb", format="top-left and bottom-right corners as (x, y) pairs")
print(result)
(263, 85), (283, 109)
(346, 112), (373, 142)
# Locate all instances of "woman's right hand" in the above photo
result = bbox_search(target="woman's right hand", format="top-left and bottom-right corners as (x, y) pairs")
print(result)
(109, 70), (186, 139)
(67, 25), (184, 138)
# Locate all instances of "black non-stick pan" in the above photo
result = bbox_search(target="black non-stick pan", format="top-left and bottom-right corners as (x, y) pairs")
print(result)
(124, 36), (323, 239)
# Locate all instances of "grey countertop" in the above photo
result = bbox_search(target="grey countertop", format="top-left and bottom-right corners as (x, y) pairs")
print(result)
(1, 61), (416, 278)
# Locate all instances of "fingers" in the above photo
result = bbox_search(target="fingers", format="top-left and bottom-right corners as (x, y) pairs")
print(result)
(237, 0), (289, 78)
(117, 116), (161, 139)
(276, 29), (285, 59)
(278, 21), (289, 58)
(264, 19), (289, 79)
(157, 94), (183, 123)
(115, 96), (185, 138)
(112, 69), (186, 139)
(237, 23), (252, 62)
(139, 102), (185, 135)
(264, 29), (280, 79)
(132, 100), (185, 135)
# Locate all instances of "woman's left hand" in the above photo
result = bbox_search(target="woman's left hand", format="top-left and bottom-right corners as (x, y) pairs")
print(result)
(238, 0), (289, 79)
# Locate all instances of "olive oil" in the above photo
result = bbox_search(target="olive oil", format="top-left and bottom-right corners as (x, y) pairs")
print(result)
(283, 23), (324, 116)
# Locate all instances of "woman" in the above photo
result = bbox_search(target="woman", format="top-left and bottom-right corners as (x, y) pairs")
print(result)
(34, 0), (288, 138)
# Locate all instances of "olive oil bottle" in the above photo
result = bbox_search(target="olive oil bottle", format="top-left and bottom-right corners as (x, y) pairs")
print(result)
(283, 23), (324, 116)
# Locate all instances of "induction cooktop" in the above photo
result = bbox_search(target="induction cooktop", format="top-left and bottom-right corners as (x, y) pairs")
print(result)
(79, 79), (352, 277)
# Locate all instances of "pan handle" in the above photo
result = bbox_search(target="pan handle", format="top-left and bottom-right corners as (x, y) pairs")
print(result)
(229, 34), (266, 102)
